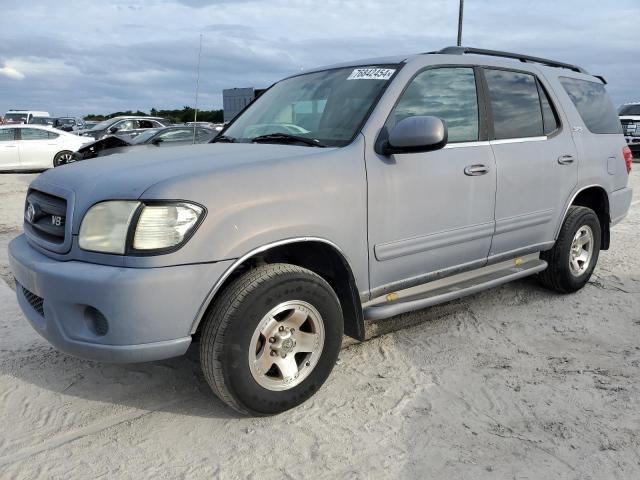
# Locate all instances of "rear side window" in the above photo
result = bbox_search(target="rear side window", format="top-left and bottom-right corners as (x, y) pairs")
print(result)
(484, 69), (543, 139)
(537, 82), (560, 135)
(0, 129), (16, 141)
(390, 67), (479, 143)
(20, 128), (50, 140)
(559, 77), (622, 134)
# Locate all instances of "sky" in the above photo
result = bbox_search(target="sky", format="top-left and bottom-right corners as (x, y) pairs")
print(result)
(0, 0), (638, 117)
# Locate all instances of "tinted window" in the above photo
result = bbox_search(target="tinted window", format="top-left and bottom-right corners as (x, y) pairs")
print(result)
(48, 131), (60, 139)
(0, 129), (15, 141)
(484, 69), (543, 139)
(537, 82), (560, 135)
(560, 77), (622, 134)
(619, 105), (640, 116)
(390, 67), (479, 143)
(20, 128), (50, 140)
(157, 129), (193, 141)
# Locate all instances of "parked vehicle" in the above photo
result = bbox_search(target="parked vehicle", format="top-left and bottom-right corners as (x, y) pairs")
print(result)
(185, 121), (224, 131)
(77, 116), (171, 140)
(55, 117), (86, 132)
(9, 47), (633, 416)
(74, 126), (215, 161)
(3, 110), (50, 125)
(29, 117), (58, 127)
(619, 102), (640, 157)
(0, 125), (93, 170)
(83, 120), (99, 129)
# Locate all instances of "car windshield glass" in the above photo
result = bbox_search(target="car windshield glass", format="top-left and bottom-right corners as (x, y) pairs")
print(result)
(222, 65), (399, 147)
(132, 128), (162, 144)
(91, 118), (117, 130)
(4, 113), (27, 122)
(619, 105), (640, 116)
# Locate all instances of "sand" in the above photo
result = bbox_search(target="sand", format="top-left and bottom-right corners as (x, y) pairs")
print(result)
(0, 170), (638, 479)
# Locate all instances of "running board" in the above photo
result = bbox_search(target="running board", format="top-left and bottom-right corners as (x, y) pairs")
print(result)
(363, 259), (548, 321)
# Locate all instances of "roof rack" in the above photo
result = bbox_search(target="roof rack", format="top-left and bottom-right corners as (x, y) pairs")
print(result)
(432, 46), (588, 74)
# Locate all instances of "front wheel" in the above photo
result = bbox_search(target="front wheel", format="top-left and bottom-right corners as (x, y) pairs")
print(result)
(539, 206), (601, 293)
(200, 263), (343, 415)
(53, 150), (75, 167)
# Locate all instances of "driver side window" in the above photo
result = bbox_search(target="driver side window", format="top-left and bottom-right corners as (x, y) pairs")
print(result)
(390, 67), (479, 143)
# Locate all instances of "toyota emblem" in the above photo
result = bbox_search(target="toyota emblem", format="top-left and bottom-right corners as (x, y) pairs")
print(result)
(26, 203), (36, 223)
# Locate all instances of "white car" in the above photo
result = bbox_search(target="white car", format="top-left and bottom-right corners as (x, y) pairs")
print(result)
(0, 125), (93, 171)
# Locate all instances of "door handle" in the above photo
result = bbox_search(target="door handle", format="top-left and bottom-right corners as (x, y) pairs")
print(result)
(464, 164), (489, 176)
(558, 154), (575, 165)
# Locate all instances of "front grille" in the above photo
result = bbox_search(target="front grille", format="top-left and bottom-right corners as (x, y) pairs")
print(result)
(25, 189), (67, 244)
(22, 286), (45, 317)
(621, 119), (640, 137)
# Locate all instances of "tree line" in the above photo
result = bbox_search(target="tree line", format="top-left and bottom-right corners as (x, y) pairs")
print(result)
(84, 106), (224, 124)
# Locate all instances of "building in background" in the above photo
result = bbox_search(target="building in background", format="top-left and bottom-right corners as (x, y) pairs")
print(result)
(222, 87), (266, 122)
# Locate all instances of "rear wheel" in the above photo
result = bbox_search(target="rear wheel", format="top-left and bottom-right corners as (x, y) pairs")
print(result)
(53, 151), (74, 167)
(539, 206), (601, 293)
(199, 263), (343, 415)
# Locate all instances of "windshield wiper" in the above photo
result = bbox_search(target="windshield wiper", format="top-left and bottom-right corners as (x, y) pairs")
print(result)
(251, 133), (326, 148)
(212, 134), (236, 143)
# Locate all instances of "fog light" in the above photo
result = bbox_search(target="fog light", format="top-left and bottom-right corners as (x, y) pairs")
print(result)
(84, 307), (109, 336)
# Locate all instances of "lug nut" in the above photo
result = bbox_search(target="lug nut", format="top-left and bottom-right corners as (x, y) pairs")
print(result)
(270, 351), (276, 356)
(290, 328), (295, 333)
(268, 337), (276, 343)
(279, 325), (285, 332)
(282, 354), (287, 358)
(305, 361), (311, 367)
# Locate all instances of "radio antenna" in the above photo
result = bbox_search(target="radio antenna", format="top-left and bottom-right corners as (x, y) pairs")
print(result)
(193, 34), (203, 144)
(457, 0), (464, 46)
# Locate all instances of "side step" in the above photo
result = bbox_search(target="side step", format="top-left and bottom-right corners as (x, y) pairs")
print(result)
(363, 259), (547, 321)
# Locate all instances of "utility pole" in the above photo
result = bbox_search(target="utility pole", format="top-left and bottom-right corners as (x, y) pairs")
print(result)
(457, 0), (464, 46)
(193, 34), (203, 144)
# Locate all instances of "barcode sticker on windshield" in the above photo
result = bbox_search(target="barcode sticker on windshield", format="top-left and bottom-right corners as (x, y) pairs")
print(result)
(347, 68), (396, 80)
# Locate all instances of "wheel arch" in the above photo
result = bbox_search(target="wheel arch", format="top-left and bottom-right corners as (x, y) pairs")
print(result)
(191, 238), (366, 341)
(558, 185), (611, 250)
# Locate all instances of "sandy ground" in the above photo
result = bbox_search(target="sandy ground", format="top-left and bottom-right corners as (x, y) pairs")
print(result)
(0, 170), (638, 480)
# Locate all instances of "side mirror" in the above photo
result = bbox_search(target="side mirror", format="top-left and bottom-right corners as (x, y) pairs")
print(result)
(151, 138), (164, 145)
(108, 126), (119, 134)
(380, 116), (448, 155)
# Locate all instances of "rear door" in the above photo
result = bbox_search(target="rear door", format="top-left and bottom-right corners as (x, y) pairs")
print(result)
(483, 68), (578, 261)
(0, 128), (20, 169)
(17, 128), (61, 169)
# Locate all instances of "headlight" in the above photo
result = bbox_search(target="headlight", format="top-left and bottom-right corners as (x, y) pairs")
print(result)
(79, 201), (204, 255)
(79, 201), (140, 254)
(133, 203), (203, 251)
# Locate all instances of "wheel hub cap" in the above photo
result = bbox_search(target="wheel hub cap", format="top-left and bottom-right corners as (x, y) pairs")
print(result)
(569, 225), (594, 276)
(248, 300), (325, 392)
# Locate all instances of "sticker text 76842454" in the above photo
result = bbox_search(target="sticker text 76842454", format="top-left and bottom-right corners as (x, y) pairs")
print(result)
(347, 68), (396, 80)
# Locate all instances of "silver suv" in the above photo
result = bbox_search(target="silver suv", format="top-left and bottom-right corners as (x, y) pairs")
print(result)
(9, 47), (634, 415)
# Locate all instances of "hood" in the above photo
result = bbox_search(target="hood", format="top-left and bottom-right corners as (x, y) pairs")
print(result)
(32, 142), (335, 231)
(77, 135), (134, 159)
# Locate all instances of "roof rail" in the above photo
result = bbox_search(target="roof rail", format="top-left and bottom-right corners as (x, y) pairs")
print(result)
(433, 46), (588, 74)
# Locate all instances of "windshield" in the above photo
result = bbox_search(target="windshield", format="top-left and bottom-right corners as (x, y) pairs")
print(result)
(222, 65), (399, 147)
(91, 118), (118, 130)
(619, 104), (640, 116)
(30, 117), (54, 125)
(4, 113), (28, 122)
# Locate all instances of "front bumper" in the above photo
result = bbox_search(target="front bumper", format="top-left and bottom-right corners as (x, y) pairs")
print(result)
(625, 137), (640, 156)
(9, 234), (234, 363)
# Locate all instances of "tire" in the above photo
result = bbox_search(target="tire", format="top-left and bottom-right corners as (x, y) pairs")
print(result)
(538, 206), (601, 293)
(53, 151), (75, 167)
(200, 263), (343, 416)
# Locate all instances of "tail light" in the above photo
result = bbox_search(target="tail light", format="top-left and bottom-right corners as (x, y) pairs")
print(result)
(623, 146), (633, 174)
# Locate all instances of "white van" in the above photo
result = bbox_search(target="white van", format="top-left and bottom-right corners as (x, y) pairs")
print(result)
(3, 110), (50, 125)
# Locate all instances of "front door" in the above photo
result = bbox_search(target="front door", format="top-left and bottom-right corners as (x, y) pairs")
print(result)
(482, 68), (578, 260)
(366, 67), (496, 295)
(0, 128), (20, 169)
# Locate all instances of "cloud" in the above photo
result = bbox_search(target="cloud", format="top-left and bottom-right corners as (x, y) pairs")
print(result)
(0, 64), (25, 80)
(0, 0), (638, 115)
